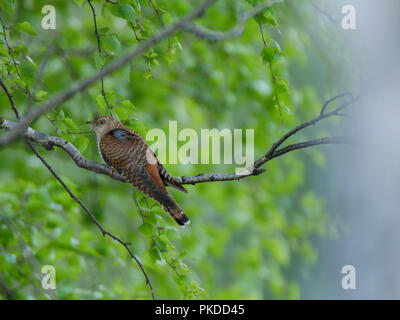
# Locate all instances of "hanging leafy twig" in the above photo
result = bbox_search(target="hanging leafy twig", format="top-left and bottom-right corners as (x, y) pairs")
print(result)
(149, 0), (171, 51)
(256, 14), (283, 118)
(87, 0), (112, 113)
(0, 15), (22, 79)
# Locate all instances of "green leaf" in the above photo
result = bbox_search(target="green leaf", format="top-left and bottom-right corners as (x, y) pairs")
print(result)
(0, 43), (8, 57)
(144, 71), (152, 79)
(12, 44), (28, 55)
(106, 90), (117, 106)
(20, 57), (37, 85)
(165, 226), (180, 240)
(102, 35), (121, 54)
(256, 9), (279, 27)
(138, 222), (154, 236)
(95, 95), (107, 114)
(57, 121), (68, 133)
(264, 10), (279, 26)
(35, 90), (48, 101)
(73, 136), (89, 154)
(121, 100), (135, 110)
(149, 246), (163, 263)
(14, 21), (37, 36)
(275, 79), (289, 94)
(63, 117), (77, 130)
(263, 238), (290, 265)
(148, 51), (158, 60)
(0, 0), (16, 13)
(154, 237), (167, 251)
(73, 0), (85, 7)
(261, 39), (282, 63)
(109, 4), (136, 23)
(93, 52), (105, 70)
(99, 27), (111, 34)
(124, 118), (147, 137)
(114, 106), (128, 121)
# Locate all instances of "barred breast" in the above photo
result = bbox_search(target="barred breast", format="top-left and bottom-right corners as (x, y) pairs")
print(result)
(99, 129), (146, 181)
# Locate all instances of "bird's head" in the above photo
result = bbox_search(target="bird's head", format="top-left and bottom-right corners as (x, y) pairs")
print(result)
(86, 115), (121, 137)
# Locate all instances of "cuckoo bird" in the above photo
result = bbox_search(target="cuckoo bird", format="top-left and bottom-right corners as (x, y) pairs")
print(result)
(87, 116), (190, 226)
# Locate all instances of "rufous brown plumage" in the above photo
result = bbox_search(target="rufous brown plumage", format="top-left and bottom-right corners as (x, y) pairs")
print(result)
(87, 115), (189, 226)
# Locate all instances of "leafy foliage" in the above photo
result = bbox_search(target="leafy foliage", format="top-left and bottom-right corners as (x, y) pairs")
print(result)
(0, 0), (351, 299)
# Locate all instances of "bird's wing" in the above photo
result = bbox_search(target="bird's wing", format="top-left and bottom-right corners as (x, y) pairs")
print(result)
(113, 127), (187, 193)
(102, 127), (187, 192)
(144, 163), (167, 192)
(100, 127), (189, 226)
(146, 146), (188, 193)
(101, 128), (169, 196)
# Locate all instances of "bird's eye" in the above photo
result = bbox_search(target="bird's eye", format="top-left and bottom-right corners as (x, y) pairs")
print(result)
(98, 119), (105, 125)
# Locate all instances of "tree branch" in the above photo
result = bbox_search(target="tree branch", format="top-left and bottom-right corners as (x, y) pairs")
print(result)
(175, 137), (355, 185)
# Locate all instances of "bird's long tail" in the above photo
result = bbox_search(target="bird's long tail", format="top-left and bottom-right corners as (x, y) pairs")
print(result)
(129, 166), (190, 226)
(162, 203), (190, 226)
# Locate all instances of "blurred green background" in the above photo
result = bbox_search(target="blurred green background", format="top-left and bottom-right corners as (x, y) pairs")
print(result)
(0, 0), (353, 299)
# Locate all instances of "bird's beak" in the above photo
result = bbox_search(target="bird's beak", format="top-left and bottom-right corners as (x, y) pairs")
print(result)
(86, 120), (96, 125)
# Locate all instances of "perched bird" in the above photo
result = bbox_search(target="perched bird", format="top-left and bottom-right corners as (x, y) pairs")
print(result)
(87, 115), (190, 226)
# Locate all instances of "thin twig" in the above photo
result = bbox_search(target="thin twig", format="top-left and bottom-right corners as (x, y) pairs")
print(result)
(128, 22), (153, 76)
(87, 0), (112, 113)
(0, 15), (22, 79)
(265, 93), (356, 158)
(132, 187), (145, 222)
(320, 92), (353, 116)
(312, 3), (337, 24)
(256, 14), (282, 118)
(0, 76), (19, 119)
(149, 0), (171, 50)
